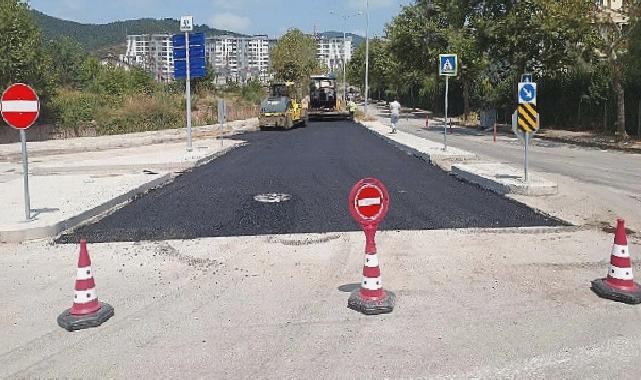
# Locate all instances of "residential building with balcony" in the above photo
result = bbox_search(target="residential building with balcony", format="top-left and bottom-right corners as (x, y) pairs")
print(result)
(123, 34), (174, 82)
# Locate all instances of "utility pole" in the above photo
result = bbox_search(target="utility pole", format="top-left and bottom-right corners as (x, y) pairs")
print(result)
(364, 0), (370, 115)
(343, 27), (348, 103)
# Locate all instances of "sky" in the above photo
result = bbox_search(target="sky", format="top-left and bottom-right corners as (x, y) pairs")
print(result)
(27, 0), (413, 37)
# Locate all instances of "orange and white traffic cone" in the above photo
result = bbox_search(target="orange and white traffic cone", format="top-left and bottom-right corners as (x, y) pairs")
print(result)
(58, 240), (114, 331)
(591, 219), (641, 304)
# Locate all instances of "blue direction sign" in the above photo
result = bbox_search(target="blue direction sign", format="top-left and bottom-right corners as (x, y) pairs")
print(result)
(518, 82), (537, 105)
(439, 54), (458, 76)
(173, 32), (207, 79)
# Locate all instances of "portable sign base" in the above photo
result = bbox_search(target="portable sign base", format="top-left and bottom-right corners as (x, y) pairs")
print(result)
(347, 178), (395, 315)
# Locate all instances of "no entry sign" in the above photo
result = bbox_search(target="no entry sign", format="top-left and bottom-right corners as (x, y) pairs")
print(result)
(1, 83), (40, 130)
(349, 177), (390, 227)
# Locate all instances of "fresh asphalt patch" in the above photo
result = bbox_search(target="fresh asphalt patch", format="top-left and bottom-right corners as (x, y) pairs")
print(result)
(57, 121), (563, 243)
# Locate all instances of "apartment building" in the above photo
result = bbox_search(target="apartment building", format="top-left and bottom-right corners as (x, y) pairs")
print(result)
(594, 0), (629, 25)
(316, 33), (354, 72)
(123, 34), (174, 82)
(205, 35), (274, 84)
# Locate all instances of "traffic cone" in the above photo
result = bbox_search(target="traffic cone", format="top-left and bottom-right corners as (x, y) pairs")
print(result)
(348, 238), (395, 315)
(591, 219), (641, 304)
(58, 240), (114, 331)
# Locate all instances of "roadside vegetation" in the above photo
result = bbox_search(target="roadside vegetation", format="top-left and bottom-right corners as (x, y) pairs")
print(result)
(0, 0), (262, 137)
(348, 0), (641, 139)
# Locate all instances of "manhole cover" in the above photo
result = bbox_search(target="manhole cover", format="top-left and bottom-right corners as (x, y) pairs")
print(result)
(254, 193), (292, 203)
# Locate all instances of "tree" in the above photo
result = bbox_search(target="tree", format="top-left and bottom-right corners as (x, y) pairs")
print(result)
(593, 0), (641, 138)
(0, 0), (56, 102)
(347, 38), (396, 101)
(45, 36), (87, 88)
(270, 29), (323, 90)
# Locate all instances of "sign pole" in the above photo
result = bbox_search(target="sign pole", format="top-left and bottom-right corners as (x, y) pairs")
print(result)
(444, 75), (449, 151)
(20, 129), (31, 220)
(185, 32), (193, 153)
(637, 99), (640, 137)
(218, 99), (225, 149)
(524, 132), (529, 182)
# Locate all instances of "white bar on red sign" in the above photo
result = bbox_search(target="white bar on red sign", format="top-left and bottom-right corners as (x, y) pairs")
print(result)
(357, 197), (381, 207)
(1, 100), (38, 112)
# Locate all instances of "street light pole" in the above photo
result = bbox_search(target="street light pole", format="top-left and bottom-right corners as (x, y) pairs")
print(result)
(343, 25), (347, 103)
(364, 0), (369, 115)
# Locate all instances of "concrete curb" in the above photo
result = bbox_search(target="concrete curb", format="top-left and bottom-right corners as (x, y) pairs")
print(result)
(0, 142), (247, 243)
(536, 134), (641, 154)
(451, 163), (558, 196)
(357, 120), (477, 164)
(0, 173), (172, 243)
(0, 119), (258, 161)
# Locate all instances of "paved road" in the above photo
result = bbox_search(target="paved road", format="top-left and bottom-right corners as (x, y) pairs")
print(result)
(59, 121), (559, 243)
(374, 107), (641, 194)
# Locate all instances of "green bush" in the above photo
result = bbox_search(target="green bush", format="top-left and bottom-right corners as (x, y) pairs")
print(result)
(51, 89), (115, 134)
(95, 93), (183, 135)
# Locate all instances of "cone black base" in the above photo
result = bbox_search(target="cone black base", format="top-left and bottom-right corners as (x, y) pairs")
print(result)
(348, 290), (395, 315)
(591, 279), (641, 305)
(57, 302), (114, 332)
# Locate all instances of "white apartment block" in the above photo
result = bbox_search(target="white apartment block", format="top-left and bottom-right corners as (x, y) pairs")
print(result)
(594, 0), (629, 25)
(123, 34), (174, 82)
(206, 35), (274, 84)
(316, 33), (354, 72)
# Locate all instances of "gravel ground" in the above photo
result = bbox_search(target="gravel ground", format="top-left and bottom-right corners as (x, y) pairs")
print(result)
(59, 121), (562, 243)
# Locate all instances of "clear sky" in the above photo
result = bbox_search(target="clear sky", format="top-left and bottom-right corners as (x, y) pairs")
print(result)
(26, 0), (413, 37)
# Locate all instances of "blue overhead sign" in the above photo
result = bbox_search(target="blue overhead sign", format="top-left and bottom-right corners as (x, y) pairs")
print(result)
(439, 54), (458, 76)
(173, 32), (207, 79)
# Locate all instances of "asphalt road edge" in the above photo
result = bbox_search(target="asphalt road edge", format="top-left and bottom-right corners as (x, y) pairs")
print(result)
(355, 120), (572, 228)
(1, 143), (247, 244)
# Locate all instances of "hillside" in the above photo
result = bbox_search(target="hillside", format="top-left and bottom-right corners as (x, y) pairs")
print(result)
(30, 10), (244, 53)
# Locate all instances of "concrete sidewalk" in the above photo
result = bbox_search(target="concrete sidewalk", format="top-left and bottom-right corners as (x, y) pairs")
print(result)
(359, 120), (477, 163)
(0, 118), (257, 160)
(359, 119), (558, 197)
(0, 122), (255, 243)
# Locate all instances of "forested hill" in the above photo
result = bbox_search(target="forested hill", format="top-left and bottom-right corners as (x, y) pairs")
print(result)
(30, 10), (243, 52)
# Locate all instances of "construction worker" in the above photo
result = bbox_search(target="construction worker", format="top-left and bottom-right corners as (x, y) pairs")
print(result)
(389, 98), (401, 134)
(348, 99), (358, 120)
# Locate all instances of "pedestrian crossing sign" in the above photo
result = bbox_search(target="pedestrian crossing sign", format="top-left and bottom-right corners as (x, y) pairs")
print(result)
(439, 54), (458, 76)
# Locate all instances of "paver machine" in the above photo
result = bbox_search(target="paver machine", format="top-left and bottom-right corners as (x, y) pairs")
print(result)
(258, 82), (307, 130)
(308, 74), (351, 121)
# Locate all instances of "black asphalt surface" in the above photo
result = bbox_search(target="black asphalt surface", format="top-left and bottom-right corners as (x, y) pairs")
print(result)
(58, 121), (562, 243)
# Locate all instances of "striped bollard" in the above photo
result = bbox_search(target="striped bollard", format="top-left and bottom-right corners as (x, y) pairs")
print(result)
(347, 178), (395, 315)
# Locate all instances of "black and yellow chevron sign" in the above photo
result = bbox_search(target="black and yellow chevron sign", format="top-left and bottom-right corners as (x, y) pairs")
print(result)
(517, 103), (538, 133)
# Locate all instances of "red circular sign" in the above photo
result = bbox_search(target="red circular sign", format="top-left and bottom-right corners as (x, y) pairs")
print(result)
(349, 177), (390, 226)
(1, 83), (40, 130)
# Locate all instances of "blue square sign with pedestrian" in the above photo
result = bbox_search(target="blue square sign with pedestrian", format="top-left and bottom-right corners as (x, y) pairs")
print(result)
(439, 54), (458, 76)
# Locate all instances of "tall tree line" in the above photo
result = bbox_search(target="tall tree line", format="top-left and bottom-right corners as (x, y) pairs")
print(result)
(348, 0), (641, 138)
